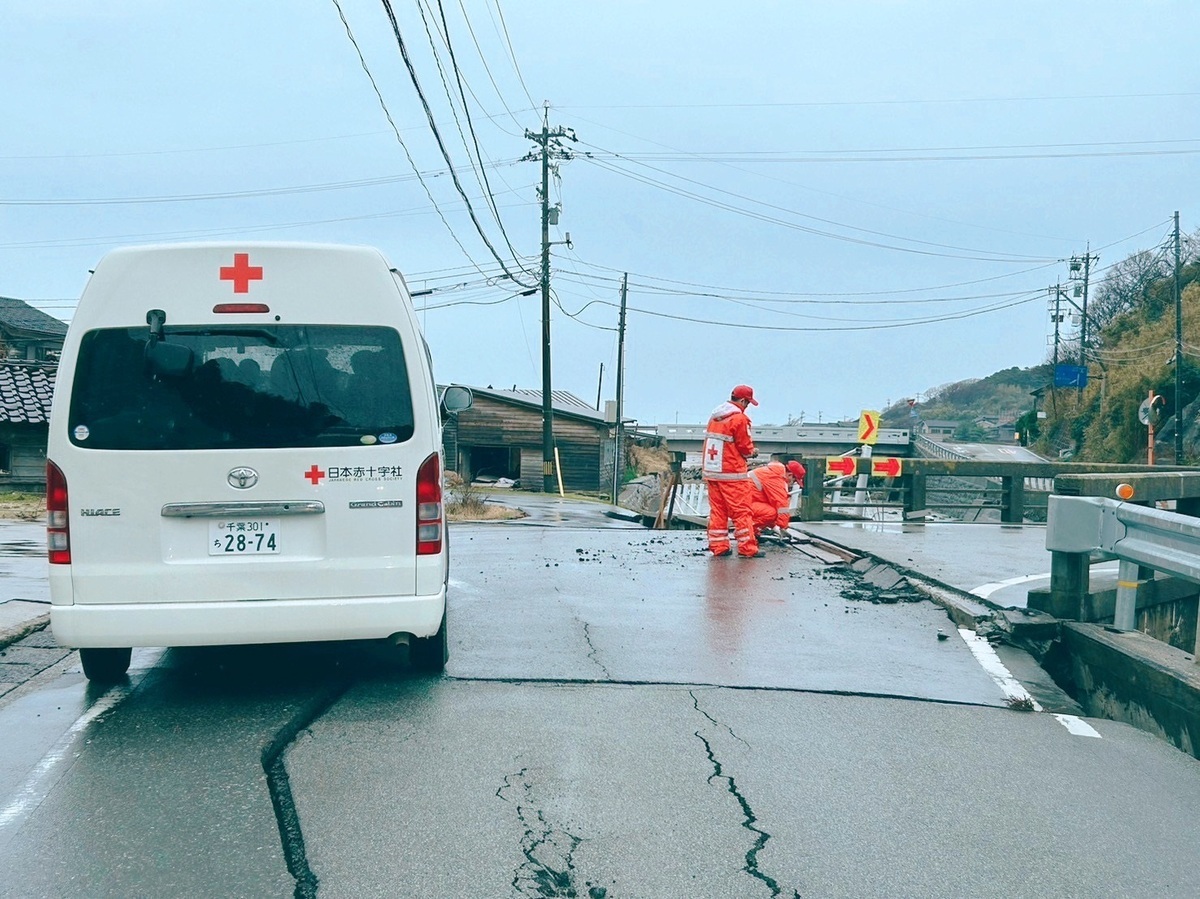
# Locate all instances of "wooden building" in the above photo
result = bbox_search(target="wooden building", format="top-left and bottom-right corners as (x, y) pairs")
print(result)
(442, 386), (613, 493)
(0, 297), (68, 490)
(0, 296), (68, 363)
(0, 363), (56, 490)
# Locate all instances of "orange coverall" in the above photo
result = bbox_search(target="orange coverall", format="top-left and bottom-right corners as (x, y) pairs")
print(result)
(702, 401), (758, 556)
(748, 461), (792, 534)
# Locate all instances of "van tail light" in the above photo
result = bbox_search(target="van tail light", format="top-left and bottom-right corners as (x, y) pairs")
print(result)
(46, 460), (71, 565)
(416, 452), (442, 556)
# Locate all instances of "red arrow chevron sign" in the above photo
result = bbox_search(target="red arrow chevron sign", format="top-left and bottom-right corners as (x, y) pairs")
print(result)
(872, 457), (903, 478)
(826, 456), (856, 477)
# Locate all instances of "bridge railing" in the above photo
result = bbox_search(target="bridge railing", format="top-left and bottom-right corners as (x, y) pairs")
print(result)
(912, 434), (972, 461)
(792, 457), (1189, 525)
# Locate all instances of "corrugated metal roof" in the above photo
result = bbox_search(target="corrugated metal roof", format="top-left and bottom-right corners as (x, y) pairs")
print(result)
(0, 363), (56, 424)
(0, 297), (68, 337)
(447, 385), (609, 423)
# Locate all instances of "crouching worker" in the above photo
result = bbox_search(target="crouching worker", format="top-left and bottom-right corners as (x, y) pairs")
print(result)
(749, 460), (806, 541)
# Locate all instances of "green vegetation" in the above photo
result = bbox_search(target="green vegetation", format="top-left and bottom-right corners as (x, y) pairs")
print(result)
(880, 230), (1200, 465)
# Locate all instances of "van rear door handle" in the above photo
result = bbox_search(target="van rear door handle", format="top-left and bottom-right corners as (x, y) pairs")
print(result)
(160, 501), (325, 518)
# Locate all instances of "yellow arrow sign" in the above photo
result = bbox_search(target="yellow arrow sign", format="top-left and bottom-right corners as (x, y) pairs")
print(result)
(858, 410), (880, 445)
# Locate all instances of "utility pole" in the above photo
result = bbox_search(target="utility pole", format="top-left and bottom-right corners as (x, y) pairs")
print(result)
(523, 106), (576, 492)
(1047, 284), (1066, 367)
(1175, 210), (1183, 463)
(612, 273), (628, 503)
(1069, 247), (1098, 372)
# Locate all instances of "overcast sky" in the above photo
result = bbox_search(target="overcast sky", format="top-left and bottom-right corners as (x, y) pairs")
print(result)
(4, 1), (1198, 426)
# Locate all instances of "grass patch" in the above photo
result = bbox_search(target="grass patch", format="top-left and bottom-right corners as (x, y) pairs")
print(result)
(0, 492), (45, 521)
(444, 475), (524, 522)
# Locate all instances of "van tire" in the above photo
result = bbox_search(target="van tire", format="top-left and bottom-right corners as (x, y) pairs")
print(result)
(411, 610), (448, 674)
(80, 647), (132, 682)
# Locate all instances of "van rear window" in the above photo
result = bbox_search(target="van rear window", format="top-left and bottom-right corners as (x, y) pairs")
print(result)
(68, 325), (415, 450)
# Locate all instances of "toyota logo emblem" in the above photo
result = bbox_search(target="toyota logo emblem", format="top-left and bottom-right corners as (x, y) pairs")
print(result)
(228, 467), (259, 489)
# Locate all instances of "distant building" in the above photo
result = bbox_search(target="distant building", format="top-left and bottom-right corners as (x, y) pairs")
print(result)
(0, 296), (68, 363)
(441, 386), (614, 493)
(0, 297), (67, 490)
(921, 420), (959, 439)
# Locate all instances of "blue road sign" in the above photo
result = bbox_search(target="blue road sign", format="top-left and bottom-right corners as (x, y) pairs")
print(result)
(1054, 364), (1088, 388)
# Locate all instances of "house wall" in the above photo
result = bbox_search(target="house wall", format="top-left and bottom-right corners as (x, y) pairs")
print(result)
(0, 424), (47, 490)
(454, 395), (606, 492)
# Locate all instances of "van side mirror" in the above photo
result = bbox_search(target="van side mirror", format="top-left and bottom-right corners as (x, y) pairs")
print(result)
(440, 385), (473, 418)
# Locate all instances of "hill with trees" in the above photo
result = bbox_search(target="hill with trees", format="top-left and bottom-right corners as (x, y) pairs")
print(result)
(878, 227), (1200, 464)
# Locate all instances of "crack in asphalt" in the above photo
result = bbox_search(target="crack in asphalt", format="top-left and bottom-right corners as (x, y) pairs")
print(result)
(260, 679), (351, 899)
(579, 620), (613, 681)
(498, 767), (608, 898)
(690, 691), (800, 899)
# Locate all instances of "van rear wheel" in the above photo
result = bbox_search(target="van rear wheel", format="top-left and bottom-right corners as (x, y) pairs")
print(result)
(80, 647), (132, 682)
(411, 610), (448, 674)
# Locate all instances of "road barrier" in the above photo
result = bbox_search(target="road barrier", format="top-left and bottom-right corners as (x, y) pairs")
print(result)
(794, 457), (1185, 524)
(1041, 471), (1200, 662)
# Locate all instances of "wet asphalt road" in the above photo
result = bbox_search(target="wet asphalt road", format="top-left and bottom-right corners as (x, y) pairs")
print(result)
(3, 512), (1200, 897)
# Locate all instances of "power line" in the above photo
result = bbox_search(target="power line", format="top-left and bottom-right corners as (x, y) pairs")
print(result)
(580, 152), (1056, 263)
(0, 166), (525, 206)
(563, 109), (1083, 245)
(452, 0), (534, 131)
(331, 0), (491, 276)
(420, 0), (532, 273)
(574, 290), (1046, 333)
(487, 0), (536, 109)
(379, 0), (536, 288)
(558, 91), (1200, 110)
(559, 254), (1061, 299)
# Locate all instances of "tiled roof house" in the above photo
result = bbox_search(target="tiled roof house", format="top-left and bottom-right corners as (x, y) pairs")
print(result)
(0, 296), (68, 488)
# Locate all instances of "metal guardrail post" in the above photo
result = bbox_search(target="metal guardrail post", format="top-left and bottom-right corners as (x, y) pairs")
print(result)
(1114, 559), (1144, 631)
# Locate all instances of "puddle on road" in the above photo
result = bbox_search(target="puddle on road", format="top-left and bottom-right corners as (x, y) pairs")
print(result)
(0, 539), (45, 558)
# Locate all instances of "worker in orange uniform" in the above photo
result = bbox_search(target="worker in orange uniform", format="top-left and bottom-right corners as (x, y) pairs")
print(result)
(748, 459), (807, 540)
(703, 385), (761, 558)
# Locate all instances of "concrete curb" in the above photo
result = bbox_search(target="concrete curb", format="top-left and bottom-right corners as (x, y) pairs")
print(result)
(1055, 622), (1200, 759)
(792, 526), (1000, 629)
(0, 612), (50, 650)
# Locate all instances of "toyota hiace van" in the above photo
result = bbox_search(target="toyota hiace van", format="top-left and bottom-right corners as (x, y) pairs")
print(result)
(46, 242), (470, 681)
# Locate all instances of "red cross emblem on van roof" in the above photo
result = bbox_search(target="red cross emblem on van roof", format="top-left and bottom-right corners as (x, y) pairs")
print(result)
(219, 253), (263, 293)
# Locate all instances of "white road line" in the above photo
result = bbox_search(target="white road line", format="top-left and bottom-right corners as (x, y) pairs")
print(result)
(0, 683), (133, 835)
(969, 573), (1048, 600)
(958, 628), (1101, 738)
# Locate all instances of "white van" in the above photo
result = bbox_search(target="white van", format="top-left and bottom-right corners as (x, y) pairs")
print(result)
(46, 242), (471, 681)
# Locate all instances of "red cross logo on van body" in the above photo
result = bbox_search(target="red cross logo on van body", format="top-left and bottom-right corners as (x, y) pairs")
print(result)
(219, 253), (263, 293)
(305, 465), (326, 485)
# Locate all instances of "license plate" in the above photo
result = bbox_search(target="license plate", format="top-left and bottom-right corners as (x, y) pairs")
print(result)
(209, 520), (280, 555)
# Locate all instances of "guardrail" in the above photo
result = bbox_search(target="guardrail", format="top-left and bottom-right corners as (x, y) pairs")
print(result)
(912, 434), (972, 461)
(1046, 491), (1200, 663)
(1034, 471), (1200, 655)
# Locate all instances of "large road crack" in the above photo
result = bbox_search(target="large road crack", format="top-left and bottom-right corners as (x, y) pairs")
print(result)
(690, 691), (799, 899)
(498, 767), (608, 898)
(261, 679), (351, 899)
